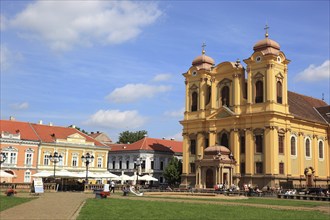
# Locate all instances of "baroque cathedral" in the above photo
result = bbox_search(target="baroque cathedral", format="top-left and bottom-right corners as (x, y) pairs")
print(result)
(180, 29), (329, 189)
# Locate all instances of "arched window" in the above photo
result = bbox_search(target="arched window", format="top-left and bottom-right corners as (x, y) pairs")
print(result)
(205, 85), (211, 106)
(277, 81), (282, 104)
(255, 81), (263, 103)
(305, 138), (311, 158)
(191, 92), (198, 112)
(290, 136), (296, 156)
(318, 141), (324, 159)
(220, 133), (229, 148)
(221, 86), (230, 106)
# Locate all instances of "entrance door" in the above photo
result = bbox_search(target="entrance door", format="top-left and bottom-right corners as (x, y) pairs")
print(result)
(223, 173), (228, 185)
(206, 169), (214, 188)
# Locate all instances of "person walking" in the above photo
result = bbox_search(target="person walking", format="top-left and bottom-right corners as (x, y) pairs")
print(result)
(110, 180), (115, 193)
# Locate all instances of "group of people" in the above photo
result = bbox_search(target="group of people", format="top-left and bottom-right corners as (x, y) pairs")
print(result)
(214, 183), (239, 192)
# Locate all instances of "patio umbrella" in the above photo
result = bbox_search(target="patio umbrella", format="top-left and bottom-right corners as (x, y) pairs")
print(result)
(140, 174), (158, 181)
(95, 171), (119, 179)
(55, 169), (79, 178)
(0, 170), (15, 178)
(76, 171), (98, 178)
(32, 170), (52, 177)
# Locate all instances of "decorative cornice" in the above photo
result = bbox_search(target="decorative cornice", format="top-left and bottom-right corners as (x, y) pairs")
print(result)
(0, 138), (39, 145)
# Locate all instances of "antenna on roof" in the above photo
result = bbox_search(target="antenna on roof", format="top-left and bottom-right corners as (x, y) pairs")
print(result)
(322, 93), (324, 101)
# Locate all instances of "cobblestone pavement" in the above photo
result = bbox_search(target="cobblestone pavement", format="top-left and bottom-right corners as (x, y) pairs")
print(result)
(0, 192), (94, 220)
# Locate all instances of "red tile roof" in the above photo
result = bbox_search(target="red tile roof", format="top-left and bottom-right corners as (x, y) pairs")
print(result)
(0, 120), (108, 147)
(0, 120), (40, 141)
(288, 91), (329, 124)
(108, 137), (182, 153)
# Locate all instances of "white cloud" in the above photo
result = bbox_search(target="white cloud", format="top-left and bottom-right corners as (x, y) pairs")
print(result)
(10, 102), (29, 110)
(107, 83), (172, 103)
(9, 1), (162, 51)
(0, 45), (22, 72)
(84, 109), (146, 129)
(164, 107), (185, 117)
(152, 73), (171, 82)
(295, 60), (330, 82)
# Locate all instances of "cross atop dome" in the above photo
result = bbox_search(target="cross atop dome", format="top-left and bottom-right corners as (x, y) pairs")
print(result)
(264, 24), (269, 38)
(202, 42), (206, 54)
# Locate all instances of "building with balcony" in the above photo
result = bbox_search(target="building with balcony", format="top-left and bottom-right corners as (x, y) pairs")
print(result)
(107, 137), (182, 184)
(0, 118), (110, 183)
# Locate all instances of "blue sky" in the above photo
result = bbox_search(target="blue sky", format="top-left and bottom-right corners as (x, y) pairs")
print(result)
(1, 1), (329, 142)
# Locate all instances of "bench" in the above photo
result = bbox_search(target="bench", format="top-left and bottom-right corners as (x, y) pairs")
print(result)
(94, 189), (110, 199)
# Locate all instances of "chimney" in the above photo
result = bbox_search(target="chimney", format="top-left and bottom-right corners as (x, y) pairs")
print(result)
(71, 125), (76, 128)
(91, 132), (94, 134)
(49, 122), (53, 126)
(162, 137), (165, 140)
(171, 138), (175, 141)
(39, 120), (43, 124)
(97, 131), (100, 133)
(9, 116), (15, 121)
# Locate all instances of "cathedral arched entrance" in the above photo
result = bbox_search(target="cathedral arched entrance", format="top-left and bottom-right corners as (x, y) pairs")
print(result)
(206, 168), (214, 188)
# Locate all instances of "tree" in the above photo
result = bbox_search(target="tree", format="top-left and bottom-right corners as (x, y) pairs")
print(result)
(117, 130), (148, 144)
(70, 125), (88, 135)
(163, 157), (182, 186)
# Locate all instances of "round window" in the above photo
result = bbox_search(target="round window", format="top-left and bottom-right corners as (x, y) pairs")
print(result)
(256, 56), (261, 62)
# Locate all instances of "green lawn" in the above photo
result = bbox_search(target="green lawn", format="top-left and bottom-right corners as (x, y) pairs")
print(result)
(77, 198), (329, 220)
(144, 196), (329, 207)
(0, 195), (34, 211)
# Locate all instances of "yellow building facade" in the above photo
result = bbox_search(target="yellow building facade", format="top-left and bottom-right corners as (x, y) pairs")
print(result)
(180, 33), (329, 189)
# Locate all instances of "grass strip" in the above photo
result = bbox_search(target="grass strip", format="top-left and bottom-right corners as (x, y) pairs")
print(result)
(78, 198), (329, 220)
(0, 195), (34, 211)
(141, 195), (329, 208)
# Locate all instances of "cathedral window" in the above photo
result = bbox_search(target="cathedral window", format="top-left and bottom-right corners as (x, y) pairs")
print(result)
(255, 162), (263, 174)
(206, 85), (211, 106)
(277, 81), (283, 104)
(255, 80), (263, 103)
(290, 136), (297, 156)
(255, 135), (263, 153)
(305, 138), (311, 158)
(190, 139), (196, 155)
(220, 133), (229, 148)
(279, 162), (284, 174)
(278, 135), (284, 154)
(221, 86), (230, 106)
(191, 92), (198, 112)
(318, 141), (324, 159)
(240, 135), (245, 154)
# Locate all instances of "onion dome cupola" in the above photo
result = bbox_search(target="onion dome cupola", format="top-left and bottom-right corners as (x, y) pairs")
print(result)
(253, 25), (280, 56)
(192, 43), (215, 71)
(204, 145), (236, 163)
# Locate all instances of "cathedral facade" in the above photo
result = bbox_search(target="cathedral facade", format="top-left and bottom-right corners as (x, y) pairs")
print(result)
(180, 32), (329, 189)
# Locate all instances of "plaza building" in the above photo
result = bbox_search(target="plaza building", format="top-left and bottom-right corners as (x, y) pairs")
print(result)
(108, 137), (182, 184)
(180, 31), (329, 189)
(0, 118), (109, 183)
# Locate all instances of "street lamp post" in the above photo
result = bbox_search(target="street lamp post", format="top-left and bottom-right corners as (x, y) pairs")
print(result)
(81, 153), (94, 185)
(49, 152), (62, 181)
(134, 157), (142, 186)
